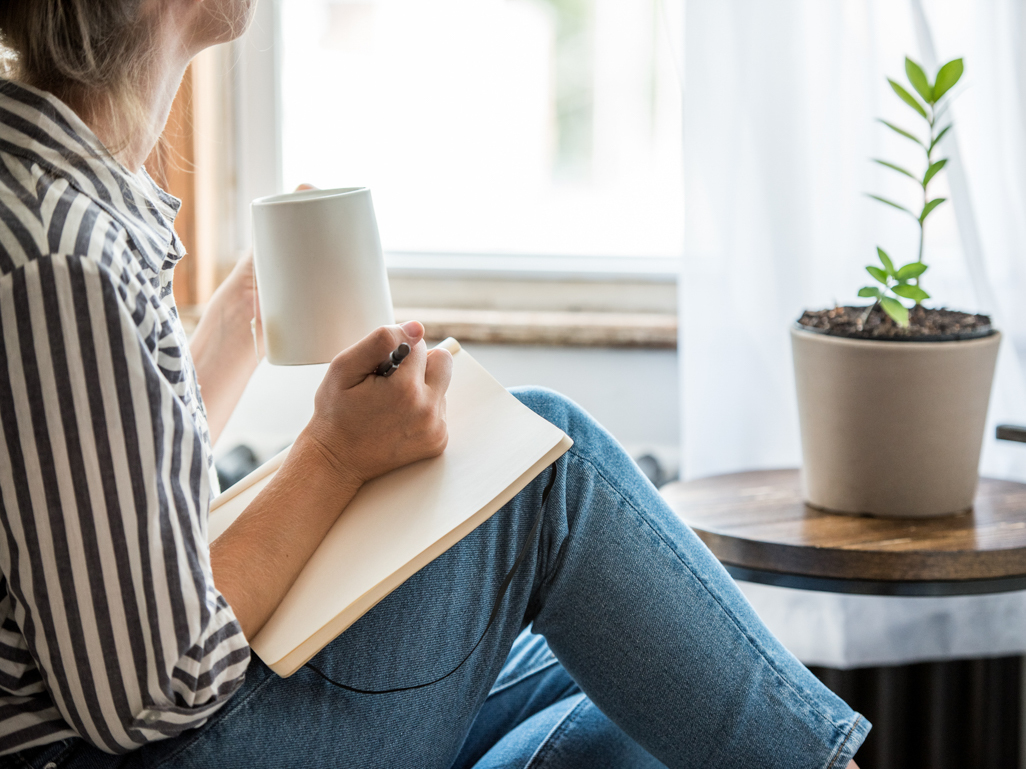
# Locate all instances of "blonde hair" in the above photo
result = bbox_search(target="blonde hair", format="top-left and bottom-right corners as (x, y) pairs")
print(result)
(0, 0), (156, 151)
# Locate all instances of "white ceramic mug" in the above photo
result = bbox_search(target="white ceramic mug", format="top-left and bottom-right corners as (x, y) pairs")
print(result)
(251, 187), (395, 365)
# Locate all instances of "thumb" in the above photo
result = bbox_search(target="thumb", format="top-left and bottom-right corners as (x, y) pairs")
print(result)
(331, 321), (425, 388)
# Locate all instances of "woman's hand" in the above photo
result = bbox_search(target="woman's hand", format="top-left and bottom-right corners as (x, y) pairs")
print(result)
(191, 184), (315, 443)
(217, 249), (263, 356)
(211, 320), (453, 638)
(190, 252), (263, 443)
(299, 320), (453, 489)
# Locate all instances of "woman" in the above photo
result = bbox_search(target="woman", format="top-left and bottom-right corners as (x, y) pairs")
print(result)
(0, 2), (867, 767)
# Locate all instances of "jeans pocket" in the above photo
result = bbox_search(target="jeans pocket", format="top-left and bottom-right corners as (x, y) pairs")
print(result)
(11, 738), (77, 769)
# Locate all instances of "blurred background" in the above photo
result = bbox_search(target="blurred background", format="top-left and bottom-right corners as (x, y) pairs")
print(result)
(280, 0), (683, 260)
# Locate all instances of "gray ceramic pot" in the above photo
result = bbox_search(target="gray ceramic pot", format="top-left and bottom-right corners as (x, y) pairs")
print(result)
(791, 327), (1001, 518)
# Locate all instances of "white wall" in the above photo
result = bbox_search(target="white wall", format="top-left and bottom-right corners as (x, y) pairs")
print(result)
(216, 344), (679, 478)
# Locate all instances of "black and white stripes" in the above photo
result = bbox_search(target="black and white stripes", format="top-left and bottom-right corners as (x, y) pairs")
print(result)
(0, 79), (249, 755)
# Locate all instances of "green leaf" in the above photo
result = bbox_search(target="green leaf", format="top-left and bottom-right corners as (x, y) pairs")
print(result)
(930, 124), (952, 150)
(933, 58), (964, 101)
(878, 119), (925, 147)
(905, 57), (934, 103)
(889, 79), (928, 119)
(858, 286), (882, 298)
(896, 262), (928, 280)
(866, 194), (915, 217)
(919, 197), (947, 223)
(923, 159), (948, 186)
(880, 296), (910, 327)
(893, 284), (930, 302)
(876, 247), (895, 274)
(873, 159), (918, 181)
(866, 265), (889, 285)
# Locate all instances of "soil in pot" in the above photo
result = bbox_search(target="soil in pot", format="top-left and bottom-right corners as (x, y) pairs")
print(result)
(798, 305), (991, 342)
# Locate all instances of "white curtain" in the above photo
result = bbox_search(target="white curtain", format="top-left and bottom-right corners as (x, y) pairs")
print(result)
(681, 0), (1026, 482)
(681, 0), (1026, 670)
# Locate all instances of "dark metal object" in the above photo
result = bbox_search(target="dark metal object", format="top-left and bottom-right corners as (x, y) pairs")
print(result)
(723, 564), (1026, 597)
(997, 424), (1026, 444)
(810, 657), (1021, 769)
(634, 454), (665, 488)
(795, 320), (995, 343)
(215, 444), (260, 491)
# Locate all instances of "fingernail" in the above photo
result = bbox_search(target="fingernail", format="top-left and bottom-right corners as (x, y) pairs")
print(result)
(400, 320), (424, 337)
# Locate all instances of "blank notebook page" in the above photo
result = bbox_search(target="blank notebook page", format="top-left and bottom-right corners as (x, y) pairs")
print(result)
(208, 339), (571, 676)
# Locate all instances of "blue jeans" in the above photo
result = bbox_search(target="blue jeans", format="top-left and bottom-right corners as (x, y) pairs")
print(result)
(13, 388), (869, 769)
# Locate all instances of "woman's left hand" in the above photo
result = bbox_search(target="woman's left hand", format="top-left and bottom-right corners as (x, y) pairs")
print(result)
(222, 250), (263, 358)
(190, 250), (264, 443)
(191, 184), (314, 443)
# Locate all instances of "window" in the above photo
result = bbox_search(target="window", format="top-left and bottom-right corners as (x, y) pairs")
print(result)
(276, 0), (684, 265)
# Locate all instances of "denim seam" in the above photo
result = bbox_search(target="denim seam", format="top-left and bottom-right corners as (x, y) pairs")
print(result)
(535, 463), (570, 595)
(523, 696), (588, 769)
(567, 446), (850, 735)
(148, 669), (278, 769)
(826, 714), (862, 769)
(489, 657), (561, 697)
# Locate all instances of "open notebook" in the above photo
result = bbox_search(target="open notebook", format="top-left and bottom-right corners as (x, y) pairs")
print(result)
(208, 338), (573, 677)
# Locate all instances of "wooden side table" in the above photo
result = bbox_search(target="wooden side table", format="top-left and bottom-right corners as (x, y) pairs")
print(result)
(660, 469), (1026, 769)
(660, 469), (1026, 596)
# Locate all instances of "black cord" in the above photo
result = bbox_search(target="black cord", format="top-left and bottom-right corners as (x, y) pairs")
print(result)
(305, 464), (558, 694)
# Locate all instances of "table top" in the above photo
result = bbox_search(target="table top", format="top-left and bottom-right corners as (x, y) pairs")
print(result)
(660, 469), (1026, 596)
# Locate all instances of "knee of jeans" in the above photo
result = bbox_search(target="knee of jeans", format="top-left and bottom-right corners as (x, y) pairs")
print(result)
(509, 387), (616, 469)
(509, 386), (586, 434)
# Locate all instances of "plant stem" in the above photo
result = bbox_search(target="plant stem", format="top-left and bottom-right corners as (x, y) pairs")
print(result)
(917, 104), (935, 279)
(858, 301), (877, 331)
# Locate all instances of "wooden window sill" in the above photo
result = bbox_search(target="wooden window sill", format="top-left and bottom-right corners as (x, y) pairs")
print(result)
(394, 307), (677, 349)
(179, 306), (677, 349)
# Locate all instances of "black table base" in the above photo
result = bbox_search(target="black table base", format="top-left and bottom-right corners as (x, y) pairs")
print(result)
(725, 564), (1026, 597)
(809, 656), (1021, 769)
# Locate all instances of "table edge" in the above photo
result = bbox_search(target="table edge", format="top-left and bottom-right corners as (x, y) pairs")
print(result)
(724, 564), (1026, 596)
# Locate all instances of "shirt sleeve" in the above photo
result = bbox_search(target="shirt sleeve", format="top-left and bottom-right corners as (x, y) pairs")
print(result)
(0, 254), (250, 753)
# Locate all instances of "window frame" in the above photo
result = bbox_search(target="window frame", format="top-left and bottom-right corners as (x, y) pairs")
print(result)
(228, 0), (679, 321)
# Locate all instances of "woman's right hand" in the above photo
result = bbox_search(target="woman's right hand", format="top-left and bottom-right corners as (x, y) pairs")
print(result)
(298, 320), (453, 490)
(213, 320), (450, 637)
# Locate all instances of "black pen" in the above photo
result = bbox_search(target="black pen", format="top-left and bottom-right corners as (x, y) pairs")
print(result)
(374, 343), (410, 377)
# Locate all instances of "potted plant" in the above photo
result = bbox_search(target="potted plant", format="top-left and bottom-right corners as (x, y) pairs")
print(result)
(791, 57), (1000, 518)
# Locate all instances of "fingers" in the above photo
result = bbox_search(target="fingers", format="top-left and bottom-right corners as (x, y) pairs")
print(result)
(424, 347), (453, 396)
(331, 322), (425, 388)
(294, 183), (317, 191)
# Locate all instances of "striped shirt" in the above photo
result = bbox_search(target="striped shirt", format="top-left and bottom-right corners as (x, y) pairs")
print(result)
(0, 80), (249, 755)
